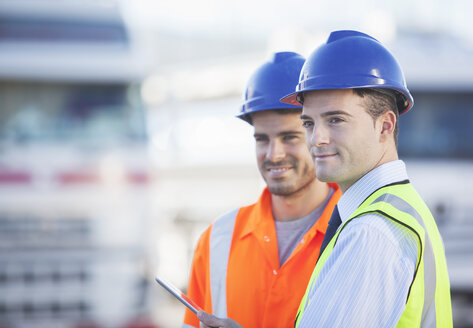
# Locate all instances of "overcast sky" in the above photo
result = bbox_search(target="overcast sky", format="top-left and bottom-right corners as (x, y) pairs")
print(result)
(122, 0), (473, 44)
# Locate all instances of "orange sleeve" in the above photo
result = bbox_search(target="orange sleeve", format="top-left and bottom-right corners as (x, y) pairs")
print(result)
(183, 225), (213, 327)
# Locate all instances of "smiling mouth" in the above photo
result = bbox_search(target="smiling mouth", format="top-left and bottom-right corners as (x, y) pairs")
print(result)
(267, 167), (290, 173)
(314, 154), (337, 160)
(265, 167), (293, 177)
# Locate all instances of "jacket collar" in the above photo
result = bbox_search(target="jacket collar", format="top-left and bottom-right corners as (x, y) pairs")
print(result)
(238, 184), (341, 240)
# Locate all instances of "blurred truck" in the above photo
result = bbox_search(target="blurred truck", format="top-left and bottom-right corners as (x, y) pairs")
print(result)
(393, 32), (473, 327)
(0, 1), (156, 327)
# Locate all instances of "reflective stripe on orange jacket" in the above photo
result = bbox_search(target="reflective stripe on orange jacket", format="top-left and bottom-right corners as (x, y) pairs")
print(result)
(183, 185), (341, 328)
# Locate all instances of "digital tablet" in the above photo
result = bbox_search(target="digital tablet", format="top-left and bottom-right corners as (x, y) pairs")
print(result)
(155, 276), (203, 314)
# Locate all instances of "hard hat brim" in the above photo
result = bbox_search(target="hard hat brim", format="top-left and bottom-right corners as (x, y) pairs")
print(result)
(280, 86), (413, 114)
(280, 92), (300, 106)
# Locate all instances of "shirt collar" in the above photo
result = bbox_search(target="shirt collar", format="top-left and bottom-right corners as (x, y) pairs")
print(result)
(239, 184), (341, 239)
(338, 160), (409, 223)
(239, 187), (273, 239)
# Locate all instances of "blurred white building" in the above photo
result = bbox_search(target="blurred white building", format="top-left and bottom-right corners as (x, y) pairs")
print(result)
(0, 1), (157, 327)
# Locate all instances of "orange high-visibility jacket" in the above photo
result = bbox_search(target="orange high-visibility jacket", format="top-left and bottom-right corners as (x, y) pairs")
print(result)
(183, 185), (341, 328)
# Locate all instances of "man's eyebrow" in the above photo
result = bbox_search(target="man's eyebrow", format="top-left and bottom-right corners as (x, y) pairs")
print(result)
(254, 130), (303, 138)
(300, 114), (311, 120)
(321, 110), (352, 117)
(300, 111), (352, 120)
(278, 130), (304, 136)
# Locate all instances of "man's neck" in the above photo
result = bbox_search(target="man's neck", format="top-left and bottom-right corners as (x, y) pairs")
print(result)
(340, 148), (399, 193)
(271, 181), (330, 222)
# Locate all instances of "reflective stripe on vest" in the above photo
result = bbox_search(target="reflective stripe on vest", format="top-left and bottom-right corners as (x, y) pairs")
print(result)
(295, 182), (452, 328)
(209, 208), (239, 317)
(371, 193), (436, 325)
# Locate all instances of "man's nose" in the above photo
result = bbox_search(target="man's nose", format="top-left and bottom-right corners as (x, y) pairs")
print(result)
(309, 124), (329, 147)
(266, 140), (285, 162)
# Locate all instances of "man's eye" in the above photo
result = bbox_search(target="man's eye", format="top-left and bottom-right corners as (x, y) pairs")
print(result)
(302, 121), (313, 128)
(329, 117), (343, 124)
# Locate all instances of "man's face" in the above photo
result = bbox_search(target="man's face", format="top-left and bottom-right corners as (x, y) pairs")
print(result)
(301, 89), (386, 192)
(252, 110), (316, 197)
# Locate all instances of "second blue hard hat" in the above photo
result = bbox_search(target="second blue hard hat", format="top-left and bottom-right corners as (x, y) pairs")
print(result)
(238, 51), (305, 123)
(281, 30), (413, 114)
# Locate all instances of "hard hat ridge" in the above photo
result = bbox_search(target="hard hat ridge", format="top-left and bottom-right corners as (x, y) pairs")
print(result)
(280, 30), (414, 114)
(238, 51), (306, 123)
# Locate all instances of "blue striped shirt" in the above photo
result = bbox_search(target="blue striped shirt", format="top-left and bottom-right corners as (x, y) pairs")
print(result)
(298, 160), (419, 328)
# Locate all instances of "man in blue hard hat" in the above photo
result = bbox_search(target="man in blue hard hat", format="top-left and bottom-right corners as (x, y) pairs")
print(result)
(280, 30), (452, 327)
(184, 52), (341, 328)
(198, 30), (453, 328)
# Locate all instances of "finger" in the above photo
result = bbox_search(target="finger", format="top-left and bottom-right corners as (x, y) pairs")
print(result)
(197, 311), (223, 327)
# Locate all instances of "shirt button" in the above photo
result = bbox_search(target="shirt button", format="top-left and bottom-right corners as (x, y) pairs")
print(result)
(263, 236), (270, 242)
(273, 269), (278, 275)
(300, 239), (305, 244)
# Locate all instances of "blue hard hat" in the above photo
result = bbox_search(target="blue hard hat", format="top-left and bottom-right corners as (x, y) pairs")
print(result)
(238, 51), (305, 123)
(281, 30), (413, 114)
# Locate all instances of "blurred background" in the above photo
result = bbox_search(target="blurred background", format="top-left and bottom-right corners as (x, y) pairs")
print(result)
(0, 0), (472, 327)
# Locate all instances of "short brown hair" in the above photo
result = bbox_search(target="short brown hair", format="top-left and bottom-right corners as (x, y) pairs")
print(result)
(354, 88), (400, 146)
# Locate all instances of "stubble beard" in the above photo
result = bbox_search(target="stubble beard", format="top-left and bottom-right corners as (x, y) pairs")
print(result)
(265, 161), (316, 197)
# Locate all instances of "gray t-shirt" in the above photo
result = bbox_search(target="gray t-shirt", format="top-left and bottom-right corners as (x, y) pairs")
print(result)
(275, 189), (334, 266)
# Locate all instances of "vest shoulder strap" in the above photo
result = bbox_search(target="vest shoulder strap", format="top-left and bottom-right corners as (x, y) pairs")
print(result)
(209, 208), (239, 317)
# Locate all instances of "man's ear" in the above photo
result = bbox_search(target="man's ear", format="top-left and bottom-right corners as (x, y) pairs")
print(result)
(379, 110), (396, 141)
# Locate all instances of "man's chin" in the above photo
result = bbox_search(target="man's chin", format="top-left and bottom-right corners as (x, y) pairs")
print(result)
(267, 184), (296, 197)
(315, 172), (337, 184)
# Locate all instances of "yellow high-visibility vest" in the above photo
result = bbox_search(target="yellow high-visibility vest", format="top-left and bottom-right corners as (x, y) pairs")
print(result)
(295, 181), (452, 327)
